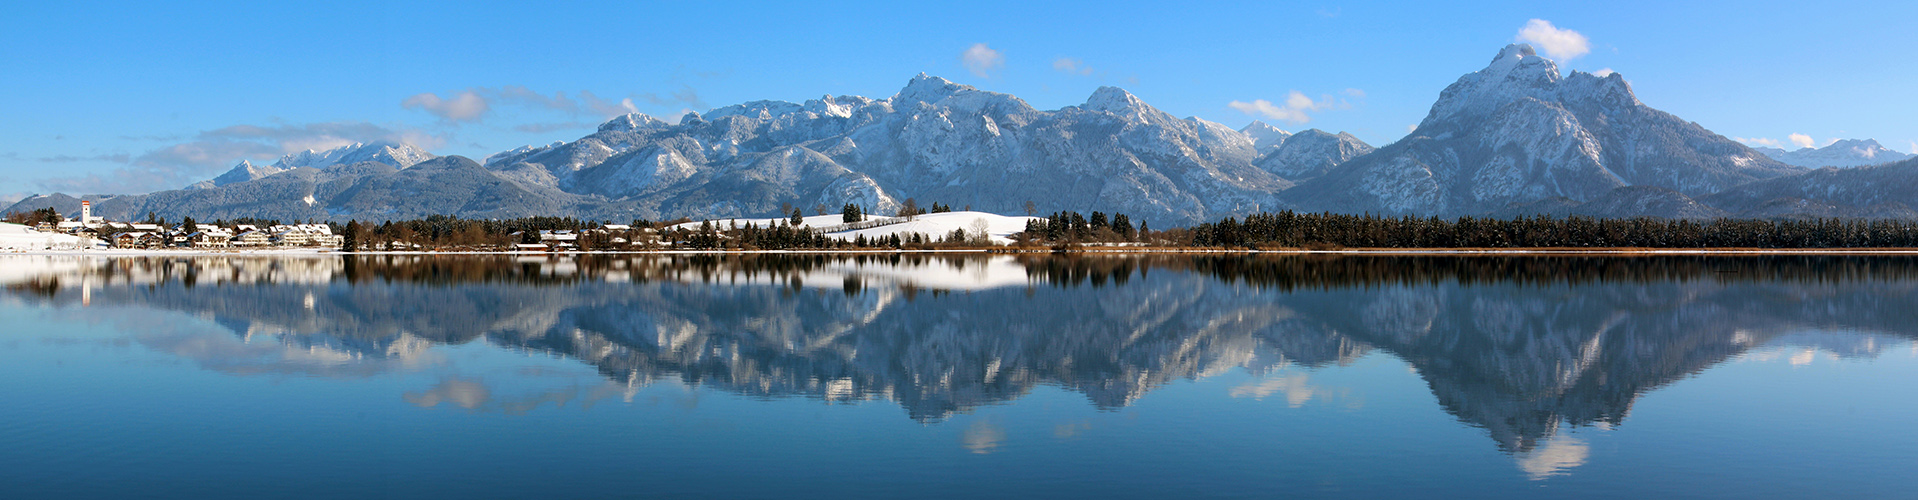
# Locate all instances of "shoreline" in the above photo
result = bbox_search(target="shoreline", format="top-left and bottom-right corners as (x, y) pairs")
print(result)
(13, 247), (1918, 257)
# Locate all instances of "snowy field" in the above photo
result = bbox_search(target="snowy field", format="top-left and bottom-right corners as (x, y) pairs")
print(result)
(0, 223), (87, 250)
(670, 211), (1042, 244)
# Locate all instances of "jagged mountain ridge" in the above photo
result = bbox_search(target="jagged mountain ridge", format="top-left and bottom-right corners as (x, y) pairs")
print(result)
(13, 45), (1918, 223)
(477, 75), (1291, 225)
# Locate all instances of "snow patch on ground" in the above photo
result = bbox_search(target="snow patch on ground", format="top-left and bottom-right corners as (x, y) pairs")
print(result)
(828, 212), (1040, 244)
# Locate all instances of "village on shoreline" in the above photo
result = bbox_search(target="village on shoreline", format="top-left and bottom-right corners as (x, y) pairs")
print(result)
(15, 198), (1918, 255)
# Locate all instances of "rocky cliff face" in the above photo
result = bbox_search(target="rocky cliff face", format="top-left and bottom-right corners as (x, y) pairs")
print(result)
(1285, 44), (1803, 217)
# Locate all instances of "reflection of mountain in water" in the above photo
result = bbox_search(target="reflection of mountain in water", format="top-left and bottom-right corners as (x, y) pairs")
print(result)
(7, 254), (1918, 451)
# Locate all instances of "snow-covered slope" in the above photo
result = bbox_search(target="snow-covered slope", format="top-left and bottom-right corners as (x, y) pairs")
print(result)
(1755, 139), (1913, 168)
(275, 142), (436, 170)
(1285, 44), (1804, 217)
(1252, 129), (1374, 182)
(825, 212), (1040, 244)
(0, 222), (85, 250)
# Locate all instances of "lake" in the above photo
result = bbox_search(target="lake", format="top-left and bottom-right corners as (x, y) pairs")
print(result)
(3, 253), (1915, 499)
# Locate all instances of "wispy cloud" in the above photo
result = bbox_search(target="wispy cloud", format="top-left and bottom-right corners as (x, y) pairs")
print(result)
(1789, 133), (1815, 149)
(1735, 137), (1784, 148)
(1052, 57), (1093, 76)
(400, 85), (699, 125)
(961, 43), (1004, 78)
(513, 122), (597, 134)
(1591, 68), (1616, 77)
(38, 153), (132, 163)
(1227, 89), (1358, 124)
(401, 90), (490, 122)
(33, 121), (443, 195)
(1515, 19), (1591, 61)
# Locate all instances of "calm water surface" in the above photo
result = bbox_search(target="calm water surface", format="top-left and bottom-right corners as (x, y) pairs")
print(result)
(2, 254), (1915, 499)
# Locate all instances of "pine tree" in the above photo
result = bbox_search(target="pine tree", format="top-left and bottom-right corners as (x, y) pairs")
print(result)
(342, 221), (361, 251)
(842, 203), (862, 223)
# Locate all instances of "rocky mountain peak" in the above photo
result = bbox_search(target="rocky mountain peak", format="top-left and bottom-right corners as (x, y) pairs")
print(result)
(893, 73), (969, 107)
(1420, 44), (1568, 131)
(1239, 121), (1292, 152)
(598, 113), (667, 132)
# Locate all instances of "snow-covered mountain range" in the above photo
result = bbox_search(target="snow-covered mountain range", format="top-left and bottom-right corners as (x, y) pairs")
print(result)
(11, 43), (1918, 223)
(1754, 139), (1913, 168)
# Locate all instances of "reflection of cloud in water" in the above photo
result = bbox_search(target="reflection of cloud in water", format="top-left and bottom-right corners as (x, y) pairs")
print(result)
(1515, 435), (1590, 480)
(404, 376), (635, 415)
(66, 306), (440, 378)
(1053, 420), (1093, 439)
(405, 378), (491, 409)
(1737, 330), (1912, 365)
(1229, 373), (1348, 408)
(138, 331), (438, 378)
(961, 419), (1005, 454)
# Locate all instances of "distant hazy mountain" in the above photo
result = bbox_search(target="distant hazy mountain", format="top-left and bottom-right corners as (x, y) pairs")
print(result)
(1753, 139), (1913, 168)
(187, 142), (435, 190)
(1286, 44), (1803, 216)
(1700, 156), (1918, 218)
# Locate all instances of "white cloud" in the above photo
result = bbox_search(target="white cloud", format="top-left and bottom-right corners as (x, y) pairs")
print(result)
(1052, 57), (1093, 76)
(1227, 90), (1349, 124)
(1822, 137), (1842, 147)
(961, 43), (1004, 78)
(1342, 88), (1366, 98)
(1407, 124), (1419, 134)
(1735, 137), (1784, 148)
(1515, 19), (1591, 61)
(1789, 133), (1815, 149)
(1908, 141), (1916, 154)
(401, 90), (490, 122)
(1592, 68), (1615, 77)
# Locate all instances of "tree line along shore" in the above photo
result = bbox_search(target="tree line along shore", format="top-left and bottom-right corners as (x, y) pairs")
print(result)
(16, 202), (1918, 252)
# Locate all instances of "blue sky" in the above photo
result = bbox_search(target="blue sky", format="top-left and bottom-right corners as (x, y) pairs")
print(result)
(3, 0), (1914, 202)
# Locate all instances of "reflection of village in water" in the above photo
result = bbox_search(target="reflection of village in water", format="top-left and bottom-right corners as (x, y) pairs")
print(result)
(6, 254), (1916, 463)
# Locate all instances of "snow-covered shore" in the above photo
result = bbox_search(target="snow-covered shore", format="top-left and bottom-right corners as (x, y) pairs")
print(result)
(670, 211), (1043, 244)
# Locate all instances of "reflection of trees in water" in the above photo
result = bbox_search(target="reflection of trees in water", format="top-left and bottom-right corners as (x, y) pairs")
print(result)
(7, 254), (1918, 452)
